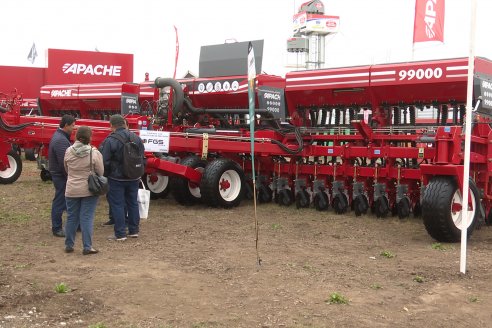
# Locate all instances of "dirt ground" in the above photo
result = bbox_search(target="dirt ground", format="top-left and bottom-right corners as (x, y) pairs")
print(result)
(1, 161), (492, 328)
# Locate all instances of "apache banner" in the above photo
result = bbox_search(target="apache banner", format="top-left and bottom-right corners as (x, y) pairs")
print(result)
(413, 0), (445, 43)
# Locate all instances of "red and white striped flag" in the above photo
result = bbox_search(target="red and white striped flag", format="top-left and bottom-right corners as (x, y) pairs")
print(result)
(413, 0), (445, 43)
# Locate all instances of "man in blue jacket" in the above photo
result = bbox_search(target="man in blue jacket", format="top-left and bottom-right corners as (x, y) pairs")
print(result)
(102, 114), (145, 241)
(48, 114), (76, 237)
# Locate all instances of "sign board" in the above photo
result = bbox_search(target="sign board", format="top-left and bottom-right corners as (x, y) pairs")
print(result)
(140, 130), (170, 153)
(46, 49), (133, 84)
(293, 13), (339, 35)
(473, 73), (492, 114)
(257, 86), (286, 121)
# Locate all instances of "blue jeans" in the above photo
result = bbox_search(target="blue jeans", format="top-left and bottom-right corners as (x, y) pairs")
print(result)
(51, 175), (67, 233)
(108, 179), (139, 238)
(65, 196), (99, 251)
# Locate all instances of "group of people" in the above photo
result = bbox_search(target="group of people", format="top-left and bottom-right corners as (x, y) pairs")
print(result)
(48, 114), (146, 255)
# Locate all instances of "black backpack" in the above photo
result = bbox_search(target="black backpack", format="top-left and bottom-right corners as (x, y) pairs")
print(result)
(110, 132), (144, 179)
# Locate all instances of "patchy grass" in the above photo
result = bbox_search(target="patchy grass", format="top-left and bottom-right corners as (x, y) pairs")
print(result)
(54, 282), (70, 294)
(326, 292), (349, 304)
(469, 296), (480, 303)
(271, 223), (282, 230)
(0, 213), (31, 223)
(431, 242), (448, 251)
(370, 283), (382, 290)
(380, 250), (395, 258)
(89, 323), (108, 328)
(413, 275), (424, 283)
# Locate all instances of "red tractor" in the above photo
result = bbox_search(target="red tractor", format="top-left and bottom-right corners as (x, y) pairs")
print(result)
(1, 57), (491, 243)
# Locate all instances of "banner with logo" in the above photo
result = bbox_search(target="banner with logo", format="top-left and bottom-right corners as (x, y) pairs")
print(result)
(140, 130), (170, 153)
(413, 0), (445, 43)
(46, 49), (133, 84)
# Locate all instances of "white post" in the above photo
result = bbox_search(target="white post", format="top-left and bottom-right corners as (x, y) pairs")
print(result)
(460, 0), (477, 274)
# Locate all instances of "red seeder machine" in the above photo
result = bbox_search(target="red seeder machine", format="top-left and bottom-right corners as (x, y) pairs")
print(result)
(1, 57), (492, 242)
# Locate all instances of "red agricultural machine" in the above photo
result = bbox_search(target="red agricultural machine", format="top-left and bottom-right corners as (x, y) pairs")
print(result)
(1, 56), (492, 243)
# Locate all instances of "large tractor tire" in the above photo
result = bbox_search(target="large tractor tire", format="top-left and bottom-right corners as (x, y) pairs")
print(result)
(24, 148), (38, 161)
(0, 149), (22, 184)
(143, 172), (170, 200)
(200, 158), (245, 208)
(171, 156), (206, 205)
(422, 176), (480, 242)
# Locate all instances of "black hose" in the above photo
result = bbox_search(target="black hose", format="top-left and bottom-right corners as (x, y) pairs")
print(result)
(0, 116), (36, 132)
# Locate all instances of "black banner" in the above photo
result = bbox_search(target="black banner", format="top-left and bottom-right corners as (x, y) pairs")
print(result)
(121, 92), (139, 115)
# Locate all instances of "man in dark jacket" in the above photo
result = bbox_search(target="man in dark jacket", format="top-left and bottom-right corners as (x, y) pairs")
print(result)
(48, 114), (76, 237)
(102, 114), (145, 241)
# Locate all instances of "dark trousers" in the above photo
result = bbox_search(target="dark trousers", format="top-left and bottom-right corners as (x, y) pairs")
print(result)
(108, 179), (139, 238)
(51, 174), (67, 233)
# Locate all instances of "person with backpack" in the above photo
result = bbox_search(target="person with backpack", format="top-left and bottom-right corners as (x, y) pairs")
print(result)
(101, 115), (145, 241)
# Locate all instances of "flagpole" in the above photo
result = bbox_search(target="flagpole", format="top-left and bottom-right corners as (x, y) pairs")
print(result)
(247, 42), (261, 267)
(460, 0), (477, 274)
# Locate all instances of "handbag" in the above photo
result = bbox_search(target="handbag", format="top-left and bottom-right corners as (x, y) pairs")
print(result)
(87, 148), (108, 196)
(137, 179), (150, 219)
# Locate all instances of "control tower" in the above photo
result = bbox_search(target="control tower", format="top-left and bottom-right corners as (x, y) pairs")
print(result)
(287, 0), (339, 70)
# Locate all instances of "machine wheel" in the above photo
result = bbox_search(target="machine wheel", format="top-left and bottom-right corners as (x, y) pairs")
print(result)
(40, 168), (51, 182)
(314, 192), (329, 211)
(257, 185), (273, 203)
(413, 201), (422, 217)
(24, 148), (38, 161)
(278, 189), (293, 206)
(171, 156), (206, 205)
(0, 149), (22, 184)
(374, 197), (390, 218)
(397, 197), (411, 219)
(332, 193), (348, 214)
(143, 172), (170, 199)
(353, 194), (369, 216)
(295, 190), (310, 209)
(422, 176), (480, 242)
(200, 158), (245, 208)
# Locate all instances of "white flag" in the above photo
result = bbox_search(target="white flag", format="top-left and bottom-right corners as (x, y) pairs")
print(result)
(27, 43), (38, 64)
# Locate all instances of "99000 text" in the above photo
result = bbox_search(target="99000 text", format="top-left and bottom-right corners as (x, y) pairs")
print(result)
(398, 68), (443, 81)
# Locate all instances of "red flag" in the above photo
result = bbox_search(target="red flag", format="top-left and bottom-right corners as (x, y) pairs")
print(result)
(413, 0), (445, 43)
(173, 25), (179, 79)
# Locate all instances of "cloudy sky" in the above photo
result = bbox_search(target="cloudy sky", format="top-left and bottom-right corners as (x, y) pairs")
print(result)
(2, 0), (491, 81)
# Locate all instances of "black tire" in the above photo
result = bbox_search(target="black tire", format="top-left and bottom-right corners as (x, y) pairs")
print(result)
(0, 149), (22, 184)
(40, 169), (52, 182)
(278, 189), (293, 206)
(422, 176), (480, 242)
(374, 197), (389, 218)
(413, 201), (422, 218)
(257, 185), (273, 203)
(332, 193), (348, 214)
(295, 190), (310, 209)
(353, 194), (369, 216)
(314, 192), (329, 211)
(171, 156), (206, 205)
(200, 158), (245, 208)
(143, 173), (170, 200)
(24, 148), (38, 161)
(397, 197), (411, 219)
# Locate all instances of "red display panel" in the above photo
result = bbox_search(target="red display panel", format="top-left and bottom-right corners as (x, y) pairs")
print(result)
(46, 49), (133, 84)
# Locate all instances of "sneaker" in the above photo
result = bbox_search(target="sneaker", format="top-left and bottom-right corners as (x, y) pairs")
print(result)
(101, 220), (114, 226)
(107, 235), (127, 241)
(65, 247), (74, 253)
(128, 233), (139, 238)
(82, 248), (99, 255)
(53, 230), (65, 238)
